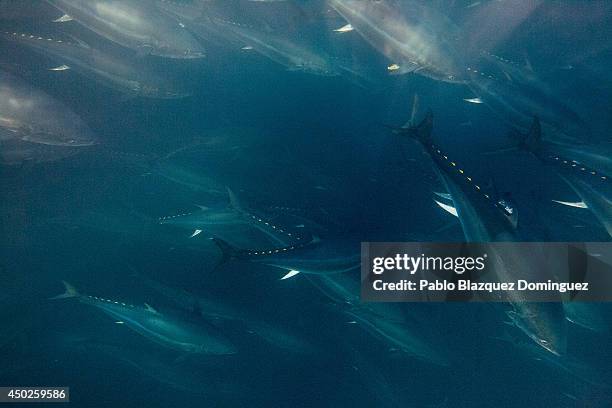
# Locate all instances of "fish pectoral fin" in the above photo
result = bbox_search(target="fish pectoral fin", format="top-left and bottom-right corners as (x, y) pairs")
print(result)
(49, 64), (71, 72)
(552, 200), (588, 209)
(280, 270), (300, 280)
(434, 199), (458, 218)
(189, 229), (203, 238)
(333, 23), (354, 33)
(53, 14), (73, 23)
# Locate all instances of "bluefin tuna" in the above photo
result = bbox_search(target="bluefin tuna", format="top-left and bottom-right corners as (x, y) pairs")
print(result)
(328, 0), (465, 82)
(563, 302), (608, 333)
(309, 272), (450, 365)
(511, 118), (611, 237)
(46, 0), (205, 58)
(466, 60), (588, 144)
(0, 70), (97, 148)
(153, 158), (224, 194)
(2, 30), (188, 98)
(51, 281), (236, 354)
(212, 235), (360, 278)
(0, 138), (82, 165)
(159, 188), (306, 247)
(493, 328), (608, 387)
(135, 272), (315, 353)
(210, 18), (339, 76)
(389, 110), (567, 355)
(61, 335), (246, 397)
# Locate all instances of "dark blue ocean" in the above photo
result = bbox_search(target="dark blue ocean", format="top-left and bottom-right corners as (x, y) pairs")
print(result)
(1, 1), (612, 407)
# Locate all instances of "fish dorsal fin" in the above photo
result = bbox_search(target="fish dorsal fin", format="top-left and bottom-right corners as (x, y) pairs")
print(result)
(226, 187), (243, 211)
(144, 303), (160, 314)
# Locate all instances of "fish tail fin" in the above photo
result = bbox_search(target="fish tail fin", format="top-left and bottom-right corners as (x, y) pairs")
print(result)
(49, 280), (79, 300)
(487, 117), (541, 156)
(385, 109), (433, 141)
(210, 237), (239, 263)
(410, 109), (434, 141)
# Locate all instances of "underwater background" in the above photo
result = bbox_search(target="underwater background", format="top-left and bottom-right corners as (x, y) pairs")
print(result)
(1, 1), (612, 407)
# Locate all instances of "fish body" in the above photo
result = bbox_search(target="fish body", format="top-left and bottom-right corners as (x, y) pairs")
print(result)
(212, 236), (360, 276)
(563, 302), (608, 333)
(391, 111), (567, 355)
(467, 70), (587, 144)
(153, 160), (223, 194)
(0, 138), (82, 165)
(345, 308), (450, 366)
(0, 70), (96, 148)
(212, 18), (339, 76)
(2, 31), (187, 98)
(51, 281), (236, 354)
(46, 0), (205, 59)
(137, 273), (314, 353)
(329, 0), (465, 82)
(517, 118), (611, 237)
(308, 272), (448, 365)
(159, 188), (303, 247)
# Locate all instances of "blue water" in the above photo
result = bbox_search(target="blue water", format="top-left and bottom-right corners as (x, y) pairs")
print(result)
(1, 1), (612, 407)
